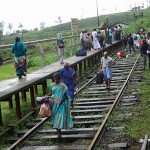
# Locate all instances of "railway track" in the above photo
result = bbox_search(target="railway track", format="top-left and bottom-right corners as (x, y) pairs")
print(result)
(1, 52), (145, 150)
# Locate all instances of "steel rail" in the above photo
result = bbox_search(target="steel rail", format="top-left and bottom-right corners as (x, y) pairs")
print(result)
(88, 54), (140, 150)
(141, 135), (149, 150)
(7, 117), (49, 150)
(5, 48), (123, 150)
(6, 73), (99, 150)
(0, 109), (37, 138)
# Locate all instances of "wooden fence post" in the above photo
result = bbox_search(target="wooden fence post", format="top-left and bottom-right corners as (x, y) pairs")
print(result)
(40, 41), (44, 67)
(8, 96), (13, 109)
(69, 39), (73, 57)
(42, 80), (47, 95)
(15, 93), (21, 119)
(21, 91), (26, 102)
(30, 86), (35, 109)
(79, 62), (82, 77)
(84, 60), (87, 73)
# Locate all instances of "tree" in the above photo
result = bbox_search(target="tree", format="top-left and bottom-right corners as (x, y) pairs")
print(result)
(100, 16), (110, 29)
(18, 23), (23, 31)
(40, 22), (45, 30)
(18, 23), (24, 38)
(33, 27), (38, 31)
(57, 16), (63, 30)
(8, 23), (13, 34)
(58, 17), (62, 25)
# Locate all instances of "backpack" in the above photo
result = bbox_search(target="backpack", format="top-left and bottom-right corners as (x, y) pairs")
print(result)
(96, 71), (104, 84)
(134, 36), (138, 40)
(76, 50), (87, 56)
(57, 38), (64, 48)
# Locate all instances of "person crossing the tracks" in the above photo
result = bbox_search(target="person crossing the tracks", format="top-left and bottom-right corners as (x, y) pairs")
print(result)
(57, 33), (65, 64)
(101, 51), (115, 90)
(11, 36), (27, 79)
(140, 39), (150, 70)
(60, 62), (77, 108)
(128, 33), (135, 54)
(46, 73), (73, 139)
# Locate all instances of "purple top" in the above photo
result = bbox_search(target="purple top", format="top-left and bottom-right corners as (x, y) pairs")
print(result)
(60, 68), (76, 90)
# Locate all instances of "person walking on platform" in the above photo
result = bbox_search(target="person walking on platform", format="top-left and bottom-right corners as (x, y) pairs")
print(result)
(11, 36), (27, 79)
(60, 62), (77, 108)
(92, 29), (101, 50)
(80, 30), (86, 50)
(140, 40), (149, 70)
(108, 27), (113, 44)
(57, 33), (65, 64)
(101, 52), (115, 90)
(46, 73), (73, 139)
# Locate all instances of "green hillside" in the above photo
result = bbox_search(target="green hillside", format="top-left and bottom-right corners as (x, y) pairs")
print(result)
(1, 8), (150, 45)
(49, 8), (150, 32)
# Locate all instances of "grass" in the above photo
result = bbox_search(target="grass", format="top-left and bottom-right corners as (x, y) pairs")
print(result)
(0, 44), (79, 81)
(0, 63), (16, 80)
(105, 59), (150, 140)
(125, 68), (150, 138)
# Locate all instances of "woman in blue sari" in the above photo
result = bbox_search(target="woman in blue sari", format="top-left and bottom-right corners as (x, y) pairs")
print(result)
(60, 62), (77, 108)
(46, 73), (73, 138)
(11, 37), (27, 79)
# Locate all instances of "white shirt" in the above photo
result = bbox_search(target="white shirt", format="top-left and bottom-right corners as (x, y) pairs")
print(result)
(147, 39), (150, 45)
(92, 31), (98, 41)
(101, 56), (112, 68)
(80, 32), (85, 41)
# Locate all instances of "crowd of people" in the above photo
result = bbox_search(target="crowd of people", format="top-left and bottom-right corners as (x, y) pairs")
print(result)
(122, 31), (150, 70)
(10, 28), (150, 139)
(79, 25), (123, 51)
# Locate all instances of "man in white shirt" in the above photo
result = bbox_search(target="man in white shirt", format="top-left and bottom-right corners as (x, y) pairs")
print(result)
(101, 51), (115, 90)
(80, 30), (86, 50)
(92, 29), (101, 50)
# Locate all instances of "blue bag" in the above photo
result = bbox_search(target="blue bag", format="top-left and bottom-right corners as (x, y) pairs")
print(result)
(76, 50), (87, 56)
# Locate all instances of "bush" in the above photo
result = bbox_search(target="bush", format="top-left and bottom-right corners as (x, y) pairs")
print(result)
(124, 18), (150, 34)
(27, 57), (41, 68)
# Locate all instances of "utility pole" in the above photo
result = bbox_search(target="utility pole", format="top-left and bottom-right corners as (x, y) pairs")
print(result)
(96, 0), (100, 27)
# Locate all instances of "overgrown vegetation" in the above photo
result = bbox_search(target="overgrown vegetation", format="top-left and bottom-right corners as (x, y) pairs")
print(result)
(126, 68), (150, 138)
(124, 17), (150, 34)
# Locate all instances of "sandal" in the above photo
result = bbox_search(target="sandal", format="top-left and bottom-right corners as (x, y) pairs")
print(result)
(18, 75), (22, 79)
(71, 101), (74, 109)
(22, 73), (26, 76)
(57, 134), (62, 142)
